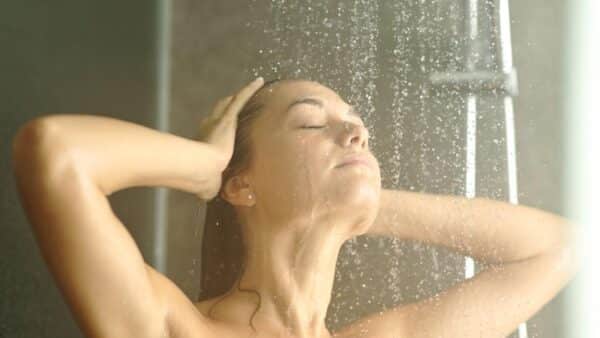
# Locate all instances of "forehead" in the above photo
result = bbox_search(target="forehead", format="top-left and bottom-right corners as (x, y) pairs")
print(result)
(259, 80), (345, 114)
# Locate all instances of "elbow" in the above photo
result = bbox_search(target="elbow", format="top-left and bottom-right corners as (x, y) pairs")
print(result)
(548, 217), (578, 254)
(557, 219), (581, 274)
(12, 114), (70, 149)
(11, 116), (71, 179)
(13, 117), (46, 147)
(12, 118), (51, 169)
(535, 218), (581, 280)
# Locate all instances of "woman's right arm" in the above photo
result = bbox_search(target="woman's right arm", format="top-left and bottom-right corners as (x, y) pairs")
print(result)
(10, 78), (262, 338)
(11, 114), (221, 338)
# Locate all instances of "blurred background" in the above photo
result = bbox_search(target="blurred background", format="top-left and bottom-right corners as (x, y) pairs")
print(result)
(1, 0), (593, 337)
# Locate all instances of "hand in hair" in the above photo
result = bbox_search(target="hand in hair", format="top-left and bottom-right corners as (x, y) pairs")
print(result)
(194, 77), (264, 200)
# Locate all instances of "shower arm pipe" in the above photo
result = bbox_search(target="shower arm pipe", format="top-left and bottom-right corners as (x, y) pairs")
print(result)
(428, 1), (519, 97)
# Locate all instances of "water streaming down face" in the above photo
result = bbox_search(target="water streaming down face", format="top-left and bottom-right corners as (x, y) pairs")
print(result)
(243, 0), (516, 332)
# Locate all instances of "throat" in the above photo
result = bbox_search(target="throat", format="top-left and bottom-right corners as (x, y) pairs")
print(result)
(204, 234), (345, 337)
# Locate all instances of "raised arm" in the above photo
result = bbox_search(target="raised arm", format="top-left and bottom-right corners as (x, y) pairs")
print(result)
(10, 75), (263, 338)
(10, 115), (217, 338)
(347, 188), (578, 338)
(368, 189), (574, 265)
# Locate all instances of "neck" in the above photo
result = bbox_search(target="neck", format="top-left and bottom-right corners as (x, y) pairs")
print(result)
(218, 217), (349, 338)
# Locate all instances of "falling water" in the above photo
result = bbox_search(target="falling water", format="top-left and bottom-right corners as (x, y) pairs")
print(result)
(245, 0), (523, 335)
(496, 0), (526, 336)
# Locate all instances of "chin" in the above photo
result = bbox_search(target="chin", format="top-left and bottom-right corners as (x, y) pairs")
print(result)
(326, 176), (380, 209)
(346, 182), (380, 203)
(339, 186), (379, 212)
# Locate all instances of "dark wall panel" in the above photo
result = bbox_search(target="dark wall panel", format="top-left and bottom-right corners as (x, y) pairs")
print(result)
(0, 1), (158, 337)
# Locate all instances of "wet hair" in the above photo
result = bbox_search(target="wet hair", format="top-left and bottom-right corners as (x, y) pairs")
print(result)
(198, 78), (283, 332)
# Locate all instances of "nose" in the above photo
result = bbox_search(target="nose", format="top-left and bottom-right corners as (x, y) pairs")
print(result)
(341, 121), (369, 149)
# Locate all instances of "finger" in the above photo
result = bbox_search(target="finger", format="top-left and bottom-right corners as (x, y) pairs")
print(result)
(210, 96), (234, 120)
(197, 96), (233, 133)
(199, 97), (237, 140)
(223, 77), (265, 121)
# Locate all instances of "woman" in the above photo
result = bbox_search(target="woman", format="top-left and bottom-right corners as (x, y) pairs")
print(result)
(11, 77), (577, 338)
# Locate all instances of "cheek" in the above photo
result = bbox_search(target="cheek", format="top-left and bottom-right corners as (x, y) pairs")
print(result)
(271, 137), (328, 186)
(257, 134), (330, 186)
(290, 136), (330, 168)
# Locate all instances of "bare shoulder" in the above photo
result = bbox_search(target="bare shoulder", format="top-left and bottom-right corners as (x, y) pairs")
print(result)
(145, 266), (235, 337)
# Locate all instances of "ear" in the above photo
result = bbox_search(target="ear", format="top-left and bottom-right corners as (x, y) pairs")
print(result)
(220, 175), (255, 207)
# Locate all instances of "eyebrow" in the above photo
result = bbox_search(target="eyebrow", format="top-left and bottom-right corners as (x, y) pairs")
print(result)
(285, 97), (361, 118)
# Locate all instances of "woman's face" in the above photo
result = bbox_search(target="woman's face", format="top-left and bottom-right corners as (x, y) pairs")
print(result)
(242, 80), (381, 235)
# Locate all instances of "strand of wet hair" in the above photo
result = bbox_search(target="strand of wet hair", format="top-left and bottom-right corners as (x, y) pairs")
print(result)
(200, 201), (262, 333)
(200, 81), (282, 331)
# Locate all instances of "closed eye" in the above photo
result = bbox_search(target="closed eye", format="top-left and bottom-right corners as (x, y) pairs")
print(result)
(301, 125), (326, 129)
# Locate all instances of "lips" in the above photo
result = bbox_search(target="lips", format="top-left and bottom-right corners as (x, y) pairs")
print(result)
(335, 153), (375, 169)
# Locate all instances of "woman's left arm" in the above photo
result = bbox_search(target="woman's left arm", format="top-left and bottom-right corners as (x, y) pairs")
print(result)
(355, 188), (579, 338)
(367, 188), (575, 265)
